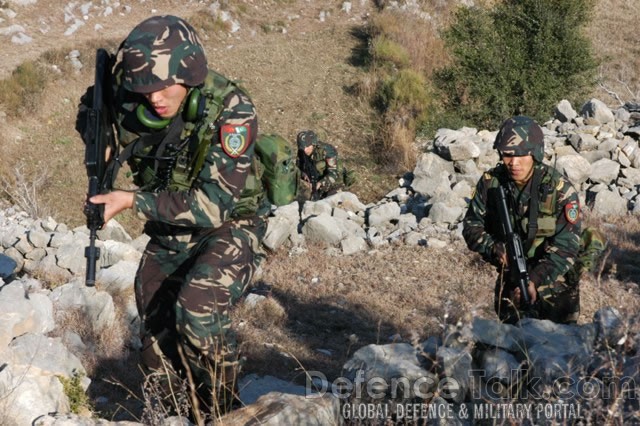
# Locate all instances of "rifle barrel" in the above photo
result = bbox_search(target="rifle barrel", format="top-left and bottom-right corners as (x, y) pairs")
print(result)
(84, 231), (100, 287)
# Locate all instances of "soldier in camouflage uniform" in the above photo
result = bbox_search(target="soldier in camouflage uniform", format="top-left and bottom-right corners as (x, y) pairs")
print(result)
(296, 130), (341, 200)
(78, 15), (269, 416)
(462, 116), (583, 324)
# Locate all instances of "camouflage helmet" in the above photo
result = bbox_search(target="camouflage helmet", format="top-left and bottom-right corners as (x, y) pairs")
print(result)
(493, 116), (545, 162)
(297, 130), (318, 149)
(120, 15), (207, 93)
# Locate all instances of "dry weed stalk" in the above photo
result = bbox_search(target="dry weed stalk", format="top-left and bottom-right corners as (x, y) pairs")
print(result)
(139, 370), (191, 425)
(0, 162), (50, 219)
(597, 70), (640, 106)
(176, 344), (204, 425)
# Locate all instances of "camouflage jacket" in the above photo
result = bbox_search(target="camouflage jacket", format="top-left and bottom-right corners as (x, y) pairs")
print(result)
(462, 163), (582, 289)
(109, 68), (269, 249)
(298, 141), (339, 189)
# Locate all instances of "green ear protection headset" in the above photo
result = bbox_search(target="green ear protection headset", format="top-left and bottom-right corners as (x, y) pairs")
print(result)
(135, 87), (205, 129)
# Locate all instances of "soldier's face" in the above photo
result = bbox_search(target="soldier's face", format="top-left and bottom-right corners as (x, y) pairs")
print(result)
(502, 154), (534, 185)
(304, 145), (314, 155)
(143, 84), (188, 119)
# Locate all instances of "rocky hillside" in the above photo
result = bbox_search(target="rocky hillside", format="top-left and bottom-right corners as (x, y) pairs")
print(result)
(1, 98), (640, 424)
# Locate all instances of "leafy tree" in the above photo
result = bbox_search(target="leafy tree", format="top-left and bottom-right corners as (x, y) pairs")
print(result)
(434, 0), (597, 129)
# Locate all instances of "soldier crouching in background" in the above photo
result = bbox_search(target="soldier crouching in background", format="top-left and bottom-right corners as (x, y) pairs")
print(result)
(296, 130), (355, 201)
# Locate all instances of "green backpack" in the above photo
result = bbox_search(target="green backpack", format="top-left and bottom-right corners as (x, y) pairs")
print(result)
(576, 227), (608, 275)
(341, 163), (356, 187)
(255, 134), (298, 206)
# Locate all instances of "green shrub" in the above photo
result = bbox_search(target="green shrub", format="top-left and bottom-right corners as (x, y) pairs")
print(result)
(433, 0), (598, 129)
(0, 61), (49, 117)
(380, 69), (431, 124)
(371, 36), (411, 70)
(59, 371), (92, 414)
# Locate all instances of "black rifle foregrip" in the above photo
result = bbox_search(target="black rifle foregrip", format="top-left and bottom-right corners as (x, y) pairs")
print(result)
(496, 186), (532, 307)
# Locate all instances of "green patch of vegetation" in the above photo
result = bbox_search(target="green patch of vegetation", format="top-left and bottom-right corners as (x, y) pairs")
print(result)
(0, 61), (49, 117)
(355, 9), (446, 170)
(41, 48), (75, 74)
(379, 69), (431, 122)
(55, 137), (73, 146)
(433, 0), (598, 129)
(310, 111), (327, 122)
(189, 14), (230, 35)
(260, 21), (287, 34)
(371, 36), (410, 70)
(355, 0), (599, 169)
(59, 371), (92, 414)
(236, 4), (249, 15)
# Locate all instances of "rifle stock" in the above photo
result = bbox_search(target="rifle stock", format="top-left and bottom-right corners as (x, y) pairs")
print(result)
(82, 48), (115, 287)
(496, 185), (532, 307)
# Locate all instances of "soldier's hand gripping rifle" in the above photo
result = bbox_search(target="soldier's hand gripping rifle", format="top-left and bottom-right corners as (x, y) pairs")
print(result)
(82, 48), (116, 287)
(496, 185), (532, 308)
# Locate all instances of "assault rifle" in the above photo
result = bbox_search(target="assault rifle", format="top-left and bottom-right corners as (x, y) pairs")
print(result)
(495, 185), (532, 307)
(299, 152), (320, 201)
(82, 48), (116, 287)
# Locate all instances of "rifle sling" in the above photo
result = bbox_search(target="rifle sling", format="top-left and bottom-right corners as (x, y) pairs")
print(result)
(106, 114), (185, 189)
(524, 167), (543, 253)
(498, 166), (542, 255)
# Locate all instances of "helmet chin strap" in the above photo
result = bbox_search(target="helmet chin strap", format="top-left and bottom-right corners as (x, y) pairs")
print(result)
(136, 103), (171, 129)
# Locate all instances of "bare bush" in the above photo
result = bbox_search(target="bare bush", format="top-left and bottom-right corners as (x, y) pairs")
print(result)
(0, 162), (50, 219)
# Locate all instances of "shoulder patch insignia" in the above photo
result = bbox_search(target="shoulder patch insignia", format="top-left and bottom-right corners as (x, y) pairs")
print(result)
(220, 124), (250, 158)
(565, 200), (580, 224)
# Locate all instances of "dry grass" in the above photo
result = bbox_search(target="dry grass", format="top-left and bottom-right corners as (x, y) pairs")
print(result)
(368, 9), (448, 76)
(362, 6), (450, 171)
(377, 117), (419, 170)
(588, 214), (640, 284)
(586, 0), (640, 104)
(232, 241), (498, 383)
(52, 304), (127, 376)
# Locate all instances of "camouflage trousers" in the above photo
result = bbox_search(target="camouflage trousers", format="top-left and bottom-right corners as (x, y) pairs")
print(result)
(297, 179), (341, 202)
(494, 274), (580, 325)
(134, 217), (267, 412)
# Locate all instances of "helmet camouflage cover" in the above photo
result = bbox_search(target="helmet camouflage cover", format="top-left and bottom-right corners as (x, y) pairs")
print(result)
(297, 130), (318, 149)
(493, 116), (545, 162)
(120, 15), (208, 93)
